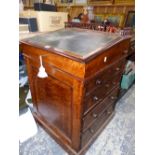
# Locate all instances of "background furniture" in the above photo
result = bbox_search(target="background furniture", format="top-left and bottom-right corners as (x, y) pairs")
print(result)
(118, 36), (135, 99)
(23, 0), (134, 25)
(94, 13), (125, 27)
(57, 0), (134, 22)
(19, 10), (68, 32)
(21, 28), (131, 155)
(19, 24), (29, 33)
(125, 10), (135, 28)
(34, 3), (57, 11)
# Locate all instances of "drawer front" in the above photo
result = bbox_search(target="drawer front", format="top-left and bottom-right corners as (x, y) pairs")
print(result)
(85, 39), (130, 78)
(83, 73), (122, 115)
(85, 58), (125, 96)
(81, 104), (114, 147)
(24, 56), (75, 87)
(82, 87), (119, 132)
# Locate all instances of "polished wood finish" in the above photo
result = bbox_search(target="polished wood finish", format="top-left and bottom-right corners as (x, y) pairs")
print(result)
(82, 86), (119, 131)
(81, 103), (114, 147)
(21, 28), (131, 155)
(84, 58), (126, 95)
(127, 37), (135, 61)
(83, 71), (123, 115)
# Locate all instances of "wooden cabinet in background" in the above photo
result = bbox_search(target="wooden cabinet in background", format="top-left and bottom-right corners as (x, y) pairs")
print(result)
(23, 0), (36, 9)
(20, 28), (131, 155)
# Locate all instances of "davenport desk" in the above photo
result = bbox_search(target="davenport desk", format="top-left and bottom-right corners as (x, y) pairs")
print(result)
(20, 28), (131, 155)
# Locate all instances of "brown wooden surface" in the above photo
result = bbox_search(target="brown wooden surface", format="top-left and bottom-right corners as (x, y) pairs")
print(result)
(81, 104), (114, 147)
(20, 28), (131, 63)
(85, 38), (130, 77)
(83, 74), (122, 115)
(21, 29), (130, 155)
(22, 43), (85, 79)
(84, 58), (125, 95)
(82, 86), (119, 131)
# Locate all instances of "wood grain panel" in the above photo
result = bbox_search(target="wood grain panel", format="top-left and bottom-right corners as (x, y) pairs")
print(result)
(21, 28), (131, 155)
(31, 66), (73, 140)
(85, 39), (130, 78)
(81, 103), (114, 147)
(82, 86), (119, 132)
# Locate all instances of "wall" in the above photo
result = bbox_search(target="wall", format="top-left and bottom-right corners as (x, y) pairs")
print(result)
(57, 5), (135, 18)
(56, 0), (135, 27)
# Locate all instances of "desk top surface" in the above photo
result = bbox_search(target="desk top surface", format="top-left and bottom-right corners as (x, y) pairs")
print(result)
(21, 28), (129, 61)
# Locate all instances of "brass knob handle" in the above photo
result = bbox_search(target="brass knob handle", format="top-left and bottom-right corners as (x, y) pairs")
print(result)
(89, 128), (94, 134)
(105, 84), (110, 88)
(111, 96), (116, 100)
(96, 79), (102, 85)
(92, 113), (98, 118)
(112, 81), (116, 85)
(104, 56), (107, 63)
(93, 96), (98, 101)
(105, 110), (111, 115)
(123, 50), (128, 54)
(116, 67), (120, 71)
(107, 111), (111, 114)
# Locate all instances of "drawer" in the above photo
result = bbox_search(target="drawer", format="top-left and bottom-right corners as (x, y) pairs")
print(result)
(24, 56), (74, 87)
(83, 74), (122, 115)
(85, 39), (130, 78)
(85, 58), (125, 96)
(82, 87), (119, 132)
(109, 58), (126, 77)
(81, 104), (114, 147)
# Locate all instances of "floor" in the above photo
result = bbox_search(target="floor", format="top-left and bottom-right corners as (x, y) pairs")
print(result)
(19, 85), (135, 155)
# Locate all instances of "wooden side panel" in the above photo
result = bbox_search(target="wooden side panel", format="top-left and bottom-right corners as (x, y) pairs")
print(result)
(24, 59), (73, 142)
(71, 80), (85, 151)
(34, 72), (72, 139)
(24, 55), (84, 152)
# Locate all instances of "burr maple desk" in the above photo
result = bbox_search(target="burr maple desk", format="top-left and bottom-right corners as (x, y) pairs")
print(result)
(20, 28), (131, 155)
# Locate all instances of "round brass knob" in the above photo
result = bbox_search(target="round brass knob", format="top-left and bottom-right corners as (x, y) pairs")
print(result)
(112, 81), (116, 85)
(89, 128), (94, 134)
(105, 84), (110, 88)
(105, 110), (111, 115)
(92, 113), (98, 118)
(123, 50), (128, 54)
(93, 96), (98, 101)
(116, 67), (120, 71)
(111, 96), (117, 100)
(131, 47), (134, 51)
(96, 79), (102, 85)
(107, 111), (111, 114)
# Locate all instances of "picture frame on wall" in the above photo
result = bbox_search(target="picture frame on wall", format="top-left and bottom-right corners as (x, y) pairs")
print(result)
(22, 0), (30, 7)
(88, 0), (114, 4)
(88, 0), (114, 6)
(115, 0), (134, 5)
(75, 0), (87, 5)
(125, 11), (135, 28)
(61, 0), (73, 3)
